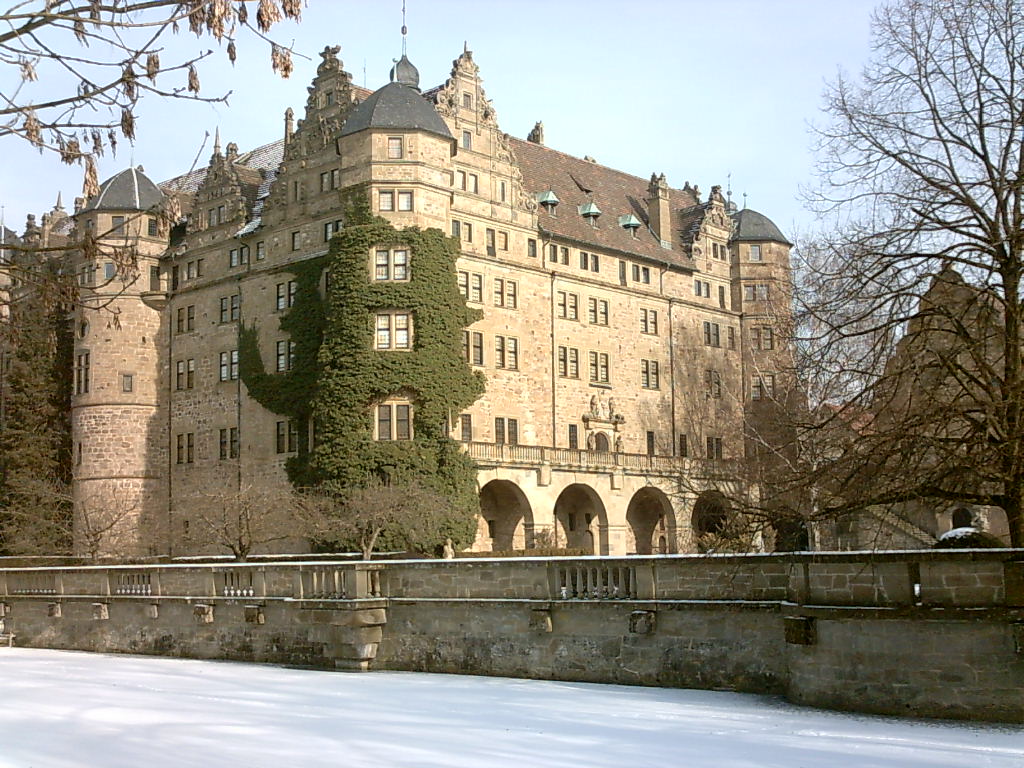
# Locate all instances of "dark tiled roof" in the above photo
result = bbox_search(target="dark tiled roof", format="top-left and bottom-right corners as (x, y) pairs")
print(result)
(83, 167), (165, 212)
(161, 140), (285, 197)
(509, 137), (699, 269)
(730, 207), (791, 246)
(340, 81), (452, 140)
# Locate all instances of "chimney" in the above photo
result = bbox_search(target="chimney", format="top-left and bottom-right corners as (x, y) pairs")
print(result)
(646, 173), (671, 248)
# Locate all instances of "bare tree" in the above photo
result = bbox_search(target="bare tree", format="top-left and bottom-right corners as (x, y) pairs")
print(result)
(181, 483), (301, 561)
(801, 0), (1024, 546)
(297, 478), (454, 560)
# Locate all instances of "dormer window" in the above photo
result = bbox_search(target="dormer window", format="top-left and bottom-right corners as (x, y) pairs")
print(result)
(537, 190), (559, 215)
(618, 214), (641, 238)
(579, 202), (601, 227)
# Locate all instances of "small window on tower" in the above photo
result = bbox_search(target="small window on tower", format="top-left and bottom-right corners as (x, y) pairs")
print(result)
(387, 137), (403, 159)
(122, 373), (133, 392)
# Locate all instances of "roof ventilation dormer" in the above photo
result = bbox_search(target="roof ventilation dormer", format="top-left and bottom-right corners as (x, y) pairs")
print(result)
(579, 201), (601, 226)
(537, 190), (559, 215)
(618, 213), (641, 237)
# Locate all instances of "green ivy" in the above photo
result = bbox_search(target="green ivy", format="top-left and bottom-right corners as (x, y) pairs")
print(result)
(239, 202), (485, 549)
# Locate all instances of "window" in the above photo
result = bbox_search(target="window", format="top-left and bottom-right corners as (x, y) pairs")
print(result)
(632, 264), (651, 283)
(586, 297), (608, 325)
(499, 181), (507, 202)
(276, 420), (300, 452)
(727, 326), (736, 350)
(580, 251), (589, 270)
(718, 285), (726, 309)
(457, 271), (483, 302)
(679, 434), (688, 458)
(549, 244), (558, 263)
(175, 433), (195, 464)
(498, 230), (508, 250)
(376, 404), (412, 441)
(219, 427), (239, 460)
(694, 279), (710, 298)
(276, 340), (296, 371)
(463, 331), (484, 365)
(229, 248), (241, 268)
(486, 228), (496, 255)
(103, 262), (116, 281)
(557, 346), (580, 378)
(324, 219), (343, 242)
(379, 191), (394, 211)
(468, 174), (479, 194)
(275, 281), (297, 310)
(218, 205), (225, 224)
(580, 251), (600, 272)
(619, 260), (627, 286)
(640, 308), (658, 335)
(220, 294), (240, 323)
(752, 374), (775, 400)
(706, 436), (723, 460)
(462, 222), (473, 242)
(374, 249), (409, 281)
(705, 369), (722, 398)
(111, 215), (125, 235)
(568, 424), (579, 450)
(641, 359), (660, 389)
(463, 92), (473, 109)
(749, 244), (762, 261)
(451, 219), (461, 238)
(494, 278), (517, 308)
(375, 312), (412, 350)
(255, 241), (266, 260)
(175, 306), (196, 333)
(744, 284), (769, 301)
(80, 263), (96, 287)
(147, 217), (158, 237)
(495, 336), (518, 370)
(752, 326), (775, 350)
(646, 431), (656, 456)
(560, 246), (569, 265)
(703, 321), (721, 347)
(462, 130), (472, 150)
(122, 373), (133, 393)
(527, 238), (537, 258)
(291, 231), (301, 251)
(319, 168), (340, 192)
(387, 136), (403, 159)
(74, 352), (90, 394)
(589, 351), (609, 383)
(169, 265), (177, 291)
(557, 291), (578, 320)
(494, 417), (518, 445)
(460, 414), (473, 442)
(175, 359), (196, 390)
(397, 191), (413, 211)
(219, 350), (239, 381)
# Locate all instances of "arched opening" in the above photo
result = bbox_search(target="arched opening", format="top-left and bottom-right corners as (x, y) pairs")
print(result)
(773, 518), (810, 552)
(593, 432), (610, 452)
(626, 487), (676, 554)
(691, 491), (729, 553)
(950, 507), (973, 529)
(553, 483), (608, 554)
(478, 480), (533, 551)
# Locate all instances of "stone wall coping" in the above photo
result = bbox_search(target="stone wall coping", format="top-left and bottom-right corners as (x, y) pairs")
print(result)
(0, 547), (1021, 573)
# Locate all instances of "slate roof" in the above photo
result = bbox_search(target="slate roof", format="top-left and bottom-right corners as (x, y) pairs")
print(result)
(83, 166), (165, 212)
(340, 81), (452, 140)
(509, 137), (700, 269)
(730, 207), (791, 246)
(161, 140), (285, 198)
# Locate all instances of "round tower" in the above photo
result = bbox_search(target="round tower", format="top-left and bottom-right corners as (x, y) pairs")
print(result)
(71, 167), (169, 556)
(338, 54), (455, 230)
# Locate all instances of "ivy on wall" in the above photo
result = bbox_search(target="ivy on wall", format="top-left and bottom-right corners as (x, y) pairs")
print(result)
(240, 200), (485, 549)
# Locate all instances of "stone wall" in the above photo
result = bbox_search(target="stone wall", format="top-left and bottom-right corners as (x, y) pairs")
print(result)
(1, 550), (1021, 722)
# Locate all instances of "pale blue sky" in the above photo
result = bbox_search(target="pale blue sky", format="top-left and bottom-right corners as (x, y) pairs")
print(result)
(2, 0), (877, 240)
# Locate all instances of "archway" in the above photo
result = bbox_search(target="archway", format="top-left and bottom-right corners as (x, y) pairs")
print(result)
(691, 491), (729, 553)
(626, 487), (676, 554)
(593, 432), (610, 452)
(950, 507), (973, 529)
(553, 483), (608, 554)
(478, 480), (533, 551)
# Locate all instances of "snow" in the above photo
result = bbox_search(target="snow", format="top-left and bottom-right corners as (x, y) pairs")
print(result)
(939, 527), (983, 541)
(0, 649), (1020, 767)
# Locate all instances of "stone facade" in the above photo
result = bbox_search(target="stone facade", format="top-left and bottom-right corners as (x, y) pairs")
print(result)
(58, 44), (795, 557)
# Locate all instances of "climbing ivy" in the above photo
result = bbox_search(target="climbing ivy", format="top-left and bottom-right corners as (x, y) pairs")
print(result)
(239, 198), (485, 550)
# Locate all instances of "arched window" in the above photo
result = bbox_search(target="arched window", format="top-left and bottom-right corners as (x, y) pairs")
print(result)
(951, 507), (973, 529)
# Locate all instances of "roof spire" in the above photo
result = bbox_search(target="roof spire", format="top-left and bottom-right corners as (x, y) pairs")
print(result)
(213, 126), (221, 156)
(401, 0), (408, 57)
(54, 191), (64, 210)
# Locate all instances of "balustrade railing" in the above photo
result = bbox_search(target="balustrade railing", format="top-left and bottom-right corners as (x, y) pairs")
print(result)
(220, 569), (256, 598)
(7, 571), (58, 595)
(465, 441), (718, 475)
(113, 572), (153, 596)
(555, 562), (637, 600)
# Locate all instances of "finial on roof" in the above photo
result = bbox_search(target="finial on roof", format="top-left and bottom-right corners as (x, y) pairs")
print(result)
(284, 108), (295, 145)
(390, 54), (420, 89)
(742, 191), (748, 209)
(54, 191), (63, 211)
(213, 126), (221, 156)
(527, 121), (544, 145)
(401, 0), (408, 56)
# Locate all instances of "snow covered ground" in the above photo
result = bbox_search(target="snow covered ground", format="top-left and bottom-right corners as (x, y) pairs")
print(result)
(0, 648), (1020, 767)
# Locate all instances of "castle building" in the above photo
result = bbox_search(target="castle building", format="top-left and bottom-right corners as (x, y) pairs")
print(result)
(58, 45), (794, 557)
